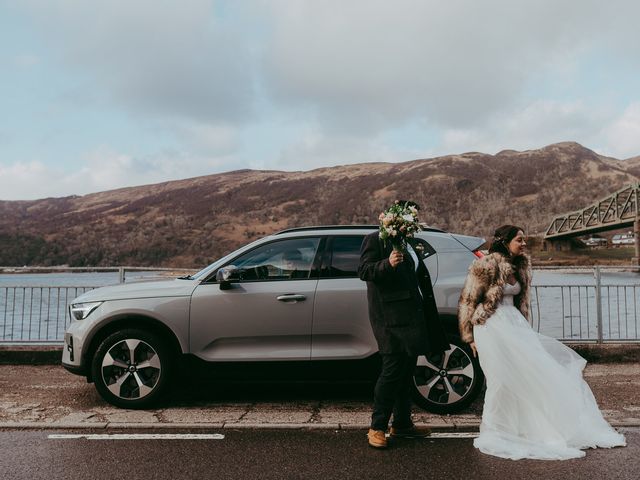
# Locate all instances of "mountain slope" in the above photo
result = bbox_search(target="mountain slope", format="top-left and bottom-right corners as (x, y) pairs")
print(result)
(1, 142), (637, 266)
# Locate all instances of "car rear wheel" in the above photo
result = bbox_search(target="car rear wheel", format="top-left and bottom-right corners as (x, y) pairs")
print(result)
(412, 338), (484, 414)
(91, 329), (172, 409)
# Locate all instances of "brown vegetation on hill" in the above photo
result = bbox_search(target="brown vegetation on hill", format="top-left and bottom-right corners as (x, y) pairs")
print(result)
(0, 142), (638, 267)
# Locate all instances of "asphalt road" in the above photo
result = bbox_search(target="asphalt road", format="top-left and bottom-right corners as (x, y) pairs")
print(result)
(0, 427), (637, 480)
(2, 364), (639, 430)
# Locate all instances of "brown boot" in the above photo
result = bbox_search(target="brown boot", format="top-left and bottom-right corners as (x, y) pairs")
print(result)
(389, 425), (432, 438)
(367, 429), (388, 448)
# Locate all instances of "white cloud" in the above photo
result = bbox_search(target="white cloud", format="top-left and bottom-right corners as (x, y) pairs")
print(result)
(170, 121), (239, 156)
(19, 0), (640, 136)
(19, 0), (256, 122)
(5, 0), (640, 198)
(258, 0), (640, 134)
(0, 166), (59, 200)
(601, 103), (640, 159)
(0, 146), (238, 200)
(14, 53), (39, 68)
(263, 127), (420, 171)
(436, 100), (608, 155)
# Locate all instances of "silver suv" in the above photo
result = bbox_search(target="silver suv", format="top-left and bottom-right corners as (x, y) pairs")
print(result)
(62, 226), (485, 413)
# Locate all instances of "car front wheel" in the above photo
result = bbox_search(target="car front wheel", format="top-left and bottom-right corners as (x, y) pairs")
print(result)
(412, 338), (484, 414)
(91, 329), (172, 409)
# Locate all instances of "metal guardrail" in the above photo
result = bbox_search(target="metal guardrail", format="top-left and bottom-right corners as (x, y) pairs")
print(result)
(530, 285), (639, 342)
(0, 267), (639, 344)
(0, 267), (193, 344)
(0, 266), (193, 283)
(1, 286), (97, 343)
(530, 266), (640, 342)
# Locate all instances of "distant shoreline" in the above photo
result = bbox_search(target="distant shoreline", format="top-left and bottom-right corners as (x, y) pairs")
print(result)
(1, 264), (638, 275)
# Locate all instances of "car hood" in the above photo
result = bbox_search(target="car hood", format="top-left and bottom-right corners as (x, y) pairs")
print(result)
(71, 279), (198, 303)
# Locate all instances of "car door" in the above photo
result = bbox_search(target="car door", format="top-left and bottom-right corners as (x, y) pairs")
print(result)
(311, 235), (438, 360)
(189, 237), (322, 362)
(311, 235), (373, 359)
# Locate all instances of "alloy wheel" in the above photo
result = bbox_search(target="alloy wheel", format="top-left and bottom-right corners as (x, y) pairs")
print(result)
(101, 338), (162, 401)
(413, 342), (479, 409)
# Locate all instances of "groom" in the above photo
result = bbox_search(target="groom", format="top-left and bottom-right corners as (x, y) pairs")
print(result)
(358, 201), (448, 449)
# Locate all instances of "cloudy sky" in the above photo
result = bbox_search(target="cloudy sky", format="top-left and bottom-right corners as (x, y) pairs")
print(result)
(1, 0), (640, 200)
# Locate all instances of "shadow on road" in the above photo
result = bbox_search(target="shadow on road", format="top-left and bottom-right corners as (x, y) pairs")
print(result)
(167, 378), (375, 405)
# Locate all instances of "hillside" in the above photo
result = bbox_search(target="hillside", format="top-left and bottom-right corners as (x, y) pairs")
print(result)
(1, 142), (638, 267)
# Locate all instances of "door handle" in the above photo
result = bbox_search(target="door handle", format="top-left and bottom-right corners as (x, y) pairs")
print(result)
(276, 294), (306, 302)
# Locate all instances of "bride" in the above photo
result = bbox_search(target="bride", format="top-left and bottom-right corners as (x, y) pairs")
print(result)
(458, 225), (626, 460)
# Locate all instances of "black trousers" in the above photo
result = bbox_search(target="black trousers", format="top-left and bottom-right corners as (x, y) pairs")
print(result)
(371, 353), (417, 431)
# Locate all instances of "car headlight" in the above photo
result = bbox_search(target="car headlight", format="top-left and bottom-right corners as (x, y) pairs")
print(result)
(70, 301), (103, 320)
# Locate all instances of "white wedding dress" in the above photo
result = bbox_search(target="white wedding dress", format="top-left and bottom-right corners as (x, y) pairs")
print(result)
(473, 281), (626, 460)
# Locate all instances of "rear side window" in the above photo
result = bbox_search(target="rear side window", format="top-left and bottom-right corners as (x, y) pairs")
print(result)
(414, 237), (436, 259)
(320, 235), (436, 278)
(321, 236), (364, 278)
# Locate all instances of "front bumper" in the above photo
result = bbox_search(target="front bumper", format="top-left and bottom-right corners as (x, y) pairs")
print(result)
(61, 317), (92, 375)
(62, 361), (88, 377)
(62, 331), (81, 372)
(62, 331), (91, 379)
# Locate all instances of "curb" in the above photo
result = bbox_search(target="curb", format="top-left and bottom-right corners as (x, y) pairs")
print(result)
(1, 421), (637, 431)
(568, 344), (640, 363)
(0, 345), (63, 365)
(1, 344), (639, 365)
(0, 421), (452, 431)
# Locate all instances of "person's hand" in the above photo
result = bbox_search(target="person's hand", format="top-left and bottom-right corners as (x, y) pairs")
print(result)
(389, 250), (404, 268)
(469, 342), (477, 357)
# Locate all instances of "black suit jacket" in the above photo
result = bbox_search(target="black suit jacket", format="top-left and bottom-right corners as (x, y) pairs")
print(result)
(357, 232), (448, 356)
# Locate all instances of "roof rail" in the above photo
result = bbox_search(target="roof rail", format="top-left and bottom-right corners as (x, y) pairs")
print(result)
(275, 225), (377, 234)
(274, 225), (445, 235)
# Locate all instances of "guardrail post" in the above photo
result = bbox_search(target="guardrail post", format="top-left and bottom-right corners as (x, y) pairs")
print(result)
(635, 218), (640, 266)
(594, 266), (603, 344)
(118, 267), (125, 284)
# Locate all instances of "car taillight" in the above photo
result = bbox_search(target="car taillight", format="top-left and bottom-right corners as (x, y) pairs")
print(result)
(473, 250), (484, 259)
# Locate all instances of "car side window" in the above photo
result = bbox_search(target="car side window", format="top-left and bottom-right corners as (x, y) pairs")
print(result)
(226, 238), (321, 282)
(412, 238), (436, 260)
(322, 236), (364, 278)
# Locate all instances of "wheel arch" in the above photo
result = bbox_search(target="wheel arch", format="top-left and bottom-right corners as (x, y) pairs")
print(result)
(439, 312), (462, 340)
(83, 314), (184, 382)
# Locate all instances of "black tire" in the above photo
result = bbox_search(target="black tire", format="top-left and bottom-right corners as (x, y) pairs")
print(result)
(411, 338), (484, 414)
(91, 328), (173, 409)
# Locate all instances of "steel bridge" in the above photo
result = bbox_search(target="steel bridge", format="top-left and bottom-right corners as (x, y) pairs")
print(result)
(544, 183), (640, 261)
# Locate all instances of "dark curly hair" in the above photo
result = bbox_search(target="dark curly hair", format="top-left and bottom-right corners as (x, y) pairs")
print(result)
(488, 225), (524, 257)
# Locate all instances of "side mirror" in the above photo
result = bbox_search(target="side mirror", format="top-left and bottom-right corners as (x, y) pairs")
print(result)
(216, 265), (240, 290)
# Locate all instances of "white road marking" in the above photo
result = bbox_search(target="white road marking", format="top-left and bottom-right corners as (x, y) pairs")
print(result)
(429, 432), (479, 439)
(383, 432), (479, 439)
(48, 433), (225, 440)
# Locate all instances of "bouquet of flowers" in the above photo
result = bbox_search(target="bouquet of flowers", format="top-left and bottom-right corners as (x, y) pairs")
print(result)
(378, 200), (421, 251)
